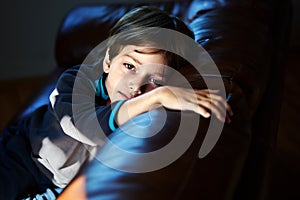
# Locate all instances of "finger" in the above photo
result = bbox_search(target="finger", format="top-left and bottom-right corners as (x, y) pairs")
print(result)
(202, 93), (234, 116)
(195, 90), (218, 97)
(194, 90), (231, 122)
(197, 99), (226, 122)
(196, 104), (211, 118)
(198, 89), (220, 94)
(226, 114), (231, 123)
(226, 103), (234, 116)
(195, 90), (224, 103)
(179, 97), (210, 118)
(196, 94), (225, 112)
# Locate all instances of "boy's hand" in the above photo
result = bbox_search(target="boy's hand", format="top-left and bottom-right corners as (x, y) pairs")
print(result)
(157, 86), (233, 123)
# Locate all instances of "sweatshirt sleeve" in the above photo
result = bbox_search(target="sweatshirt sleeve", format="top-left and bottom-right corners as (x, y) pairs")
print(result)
(49, 64), (125, 146)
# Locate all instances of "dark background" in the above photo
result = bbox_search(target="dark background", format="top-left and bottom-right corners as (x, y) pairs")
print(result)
(0, 0), (299, 199)
(0, 0), (299, 79)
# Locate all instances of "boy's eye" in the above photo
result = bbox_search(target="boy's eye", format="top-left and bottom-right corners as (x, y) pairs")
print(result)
(149, 77), (163, 86)
(124, 63), (135, 71)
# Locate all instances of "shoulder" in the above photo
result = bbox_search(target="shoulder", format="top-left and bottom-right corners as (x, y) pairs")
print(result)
(56, 64), (102, 89)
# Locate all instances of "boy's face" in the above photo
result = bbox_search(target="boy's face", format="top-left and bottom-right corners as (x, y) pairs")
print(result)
(103, 45), (170, 102)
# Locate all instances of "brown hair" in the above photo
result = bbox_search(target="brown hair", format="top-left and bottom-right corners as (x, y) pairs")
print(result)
(107, 6), (194, 70)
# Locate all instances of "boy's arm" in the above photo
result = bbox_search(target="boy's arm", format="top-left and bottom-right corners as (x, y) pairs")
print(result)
(50, 65), (124, 145)
(116, 86), (233, 126)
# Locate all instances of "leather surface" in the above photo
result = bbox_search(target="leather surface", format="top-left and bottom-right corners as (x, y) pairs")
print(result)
(12, 0), (291, 199)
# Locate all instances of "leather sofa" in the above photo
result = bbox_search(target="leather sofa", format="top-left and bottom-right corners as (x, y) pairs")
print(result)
(8, 0), (292, 199)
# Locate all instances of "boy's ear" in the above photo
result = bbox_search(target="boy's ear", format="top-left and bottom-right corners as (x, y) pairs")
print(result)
(103, 48), (111, 73)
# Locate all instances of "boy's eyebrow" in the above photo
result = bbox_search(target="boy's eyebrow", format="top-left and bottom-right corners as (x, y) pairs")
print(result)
(125, 53), (142, 65)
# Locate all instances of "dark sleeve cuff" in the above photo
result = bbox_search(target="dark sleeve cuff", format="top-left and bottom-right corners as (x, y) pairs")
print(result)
(108, 100), (127, 132)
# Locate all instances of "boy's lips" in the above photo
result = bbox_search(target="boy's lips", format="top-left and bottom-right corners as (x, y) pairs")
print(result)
(118, 91), (130, 99)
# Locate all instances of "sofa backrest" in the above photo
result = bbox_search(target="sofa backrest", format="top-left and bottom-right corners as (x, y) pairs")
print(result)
(16, 0), (291, 199)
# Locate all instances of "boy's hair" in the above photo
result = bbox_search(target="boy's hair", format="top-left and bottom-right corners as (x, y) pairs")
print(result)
(107, 6), (195, 71)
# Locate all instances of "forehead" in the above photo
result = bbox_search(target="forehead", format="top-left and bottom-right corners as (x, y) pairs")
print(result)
(117, 45), (165, 63)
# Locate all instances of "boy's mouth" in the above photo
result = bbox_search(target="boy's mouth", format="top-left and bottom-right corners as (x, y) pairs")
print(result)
(118, 91), (130, 99)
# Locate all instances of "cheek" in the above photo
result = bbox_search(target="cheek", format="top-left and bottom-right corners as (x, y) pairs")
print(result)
(106, 68), (126, 94)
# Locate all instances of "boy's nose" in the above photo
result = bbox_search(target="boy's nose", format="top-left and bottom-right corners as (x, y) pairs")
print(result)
(128, 76), (146, 97)
(129, 86), (142, 98)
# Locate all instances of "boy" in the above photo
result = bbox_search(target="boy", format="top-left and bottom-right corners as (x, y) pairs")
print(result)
(0, 6), (232, 199)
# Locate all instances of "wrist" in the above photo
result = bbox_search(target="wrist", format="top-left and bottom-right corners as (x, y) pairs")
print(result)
(152, 86), (167, 106)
